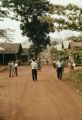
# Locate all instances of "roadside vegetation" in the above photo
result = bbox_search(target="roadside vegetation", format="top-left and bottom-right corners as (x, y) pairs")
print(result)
(65, 68), (82, 92)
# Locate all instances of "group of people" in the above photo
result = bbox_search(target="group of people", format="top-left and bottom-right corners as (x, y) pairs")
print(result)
(7, 58), (65, 81)
(8, 60), (18, 77)
(31, 58), (64, 81)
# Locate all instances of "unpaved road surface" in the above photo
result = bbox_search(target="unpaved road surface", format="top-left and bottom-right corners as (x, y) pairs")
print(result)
(0, 65), (82, 120)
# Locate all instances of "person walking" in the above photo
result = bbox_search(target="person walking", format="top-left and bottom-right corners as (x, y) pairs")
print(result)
(72, 61), (76, 70)
(15, 60), (18, 76)
(8, 61), (12, 77)
(31, 58), (38, 81)
(56, 59), (63, 80)
(11, 61), (15, 77)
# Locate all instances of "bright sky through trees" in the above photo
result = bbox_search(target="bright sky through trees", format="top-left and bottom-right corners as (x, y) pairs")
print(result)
(49, 0), (82, 8)
(0, 0), (82, 44)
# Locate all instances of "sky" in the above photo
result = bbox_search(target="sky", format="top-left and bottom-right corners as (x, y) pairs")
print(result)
(0, 0), (82, 46)
(0, 18), (28, 43)
(49, 0), (82, 8)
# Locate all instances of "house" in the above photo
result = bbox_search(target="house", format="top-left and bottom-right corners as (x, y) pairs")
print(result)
(69, 42), (82, 63)
(0, 43), (23, 64)
(69, 42), (82, 50)
(62, 41), (71, 49)
(54, 41), (71, 51)
(21, 48), (29, 63)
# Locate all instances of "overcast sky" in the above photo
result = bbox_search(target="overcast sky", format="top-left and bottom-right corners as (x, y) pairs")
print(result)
(49, 0), (82, 8)
(0, 0), (82, 44)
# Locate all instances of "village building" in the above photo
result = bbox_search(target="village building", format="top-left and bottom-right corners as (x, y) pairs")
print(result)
(68, 42), (82, 64)
(68, 42), (82, 51)
(0, 43), (23, 65)
(21, 48), (29, 64)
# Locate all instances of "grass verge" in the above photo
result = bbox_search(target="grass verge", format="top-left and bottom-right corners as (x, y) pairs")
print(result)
(64, 69), (82, 92)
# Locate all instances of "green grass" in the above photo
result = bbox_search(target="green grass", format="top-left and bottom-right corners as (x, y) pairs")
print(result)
(65, 69), (82, 92)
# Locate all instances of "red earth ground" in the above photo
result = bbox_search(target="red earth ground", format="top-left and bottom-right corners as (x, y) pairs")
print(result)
(0, 65), (82, 120)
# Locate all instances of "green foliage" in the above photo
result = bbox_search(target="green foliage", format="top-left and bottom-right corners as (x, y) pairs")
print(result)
(77, 72), (82, 82)
(0, 29), (8, 38)
(0, 10), (9, 17)
(0, 1), (10, 39)
(50, 46), (59, 59)
(28, 44), (42, 58)
(1, 0), (82, 52)
(49, 3), (82, 31)
(0, 29), (15, 42)
(1, 0), (54, 56)
(66, 69), (82, 92)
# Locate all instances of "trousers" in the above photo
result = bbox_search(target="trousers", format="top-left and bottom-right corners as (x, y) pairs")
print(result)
(32, 69), (37, 80)
(57, 67), (62, 80)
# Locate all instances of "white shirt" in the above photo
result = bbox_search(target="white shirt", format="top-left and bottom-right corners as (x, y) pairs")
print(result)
(53, 60), (56, 63)
(56, 61), (62, 68)
(31, 61), (38, 69)
(73, 62), (75, 67)
(15, 63), (18, 67)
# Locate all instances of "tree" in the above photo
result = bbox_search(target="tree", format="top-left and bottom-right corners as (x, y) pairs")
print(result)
(0, 29), (9, 40)
(1, 1), (82, 57)
(49, 3), (82, 31)
(0, 2), (12, 39)
(1, 0), (54, 56)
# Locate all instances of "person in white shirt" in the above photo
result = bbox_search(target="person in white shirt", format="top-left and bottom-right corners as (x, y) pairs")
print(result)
(31, 58), (38, 81)
(72, 62), (76, 70)
(8, 61), (12, 77)
(56, 59), (63, 80)
(15, 61), (18, 76)
(11, 61), (15, 77)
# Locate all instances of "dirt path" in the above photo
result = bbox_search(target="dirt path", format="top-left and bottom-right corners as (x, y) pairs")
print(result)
(0, 65), (82, 120)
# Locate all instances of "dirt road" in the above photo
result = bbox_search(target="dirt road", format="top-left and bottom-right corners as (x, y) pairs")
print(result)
(0, 65), (82, 120)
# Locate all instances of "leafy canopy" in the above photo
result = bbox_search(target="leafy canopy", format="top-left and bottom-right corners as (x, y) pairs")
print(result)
(1, 0), (54, 56)
(49, 3), (82, 31)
